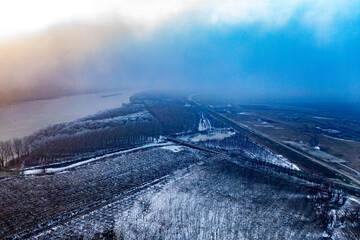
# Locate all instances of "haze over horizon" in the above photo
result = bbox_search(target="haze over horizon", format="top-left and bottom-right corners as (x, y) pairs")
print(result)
(1, 0), (360, 104)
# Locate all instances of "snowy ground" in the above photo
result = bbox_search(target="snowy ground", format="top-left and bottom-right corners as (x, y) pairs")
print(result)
(33, 159), (328, 240)
(180, 129), (235, 142)
(2, 142), (359, 239)
(181, 131), (300, 171)
(114, 161), (322, 240)
(0, 145), (207, 239)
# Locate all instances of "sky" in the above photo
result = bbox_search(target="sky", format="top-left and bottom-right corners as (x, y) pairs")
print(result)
(0, 0), (360, 104)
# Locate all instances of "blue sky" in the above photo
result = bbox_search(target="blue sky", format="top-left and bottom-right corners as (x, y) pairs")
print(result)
(1, 0), (360, 103)
(99, 7), (360, 101)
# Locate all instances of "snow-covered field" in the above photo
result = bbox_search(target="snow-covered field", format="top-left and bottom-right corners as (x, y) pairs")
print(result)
(2, 140), (359, 239)
(0, 146), (207, 239)
(114, 162), (360, 240)
(0, 90), (137, 141)
(114, 162), (322, 240)
(32, 159), (340, 240)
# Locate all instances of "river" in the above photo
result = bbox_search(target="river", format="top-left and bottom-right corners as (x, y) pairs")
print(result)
(0, 90), (137, 141)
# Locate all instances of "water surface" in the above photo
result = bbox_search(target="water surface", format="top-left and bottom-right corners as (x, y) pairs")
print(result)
(0, 90), (136, 141)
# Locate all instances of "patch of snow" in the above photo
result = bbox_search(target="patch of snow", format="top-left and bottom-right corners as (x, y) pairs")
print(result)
(181, 130), (235, 142)
(242, 150), (300, 171)
(238, 112), (251, 115)
(161, 145), (183, 153)
(348, 196), (360, 205)
(316, 126), (340, 134)
(23, 169), (43, 175)
(275, 155), (300, 171)
(154, 135), (167, 143)
(198, 114), (212, 132)
(324, 129), (340, 134)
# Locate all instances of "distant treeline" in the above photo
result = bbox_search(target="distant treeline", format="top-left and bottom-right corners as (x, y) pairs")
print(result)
(131, 91), (226, 135)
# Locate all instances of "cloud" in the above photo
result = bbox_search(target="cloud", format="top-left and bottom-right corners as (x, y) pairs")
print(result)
(0, 0), (205, 41)
(0, 0), (207, 104)
(0, 0), (359, 104)
(2, 0), (358, 41)
(0, 21), (131, 104)
(192, 0), (360, 38)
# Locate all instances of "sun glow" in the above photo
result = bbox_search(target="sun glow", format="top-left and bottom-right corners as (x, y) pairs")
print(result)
(0, 0), (203, 41)
(0, 0), (97, 40)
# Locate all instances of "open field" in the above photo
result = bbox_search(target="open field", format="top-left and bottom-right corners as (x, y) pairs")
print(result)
(229, 108), (360, 169)
(233, 105), (360, 171)
(30, 157), (360, 240)
(0, 146), (207, 238)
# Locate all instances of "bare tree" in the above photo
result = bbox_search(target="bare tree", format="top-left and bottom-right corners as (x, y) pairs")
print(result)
(3, 140), (14, 166)
(0, 142), (5, 169)
(13, 138), (23, 157)
(309, 134), (319, 147)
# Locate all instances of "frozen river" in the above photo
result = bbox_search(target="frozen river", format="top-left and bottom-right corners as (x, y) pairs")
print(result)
(0, 90), (137, 141)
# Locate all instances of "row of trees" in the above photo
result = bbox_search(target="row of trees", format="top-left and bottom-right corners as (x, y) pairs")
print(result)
(27, 120), (161, 165)
(0, 116), (162, 169)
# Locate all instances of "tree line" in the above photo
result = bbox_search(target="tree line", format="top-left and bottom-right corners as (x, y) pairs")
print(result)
(0, 118), (161, 169)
